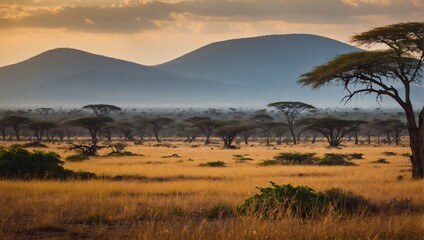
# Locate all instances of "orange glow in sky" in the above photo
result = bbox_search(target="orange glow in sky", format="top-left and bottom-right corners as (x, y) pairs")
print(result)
(0, 0), (422, 66)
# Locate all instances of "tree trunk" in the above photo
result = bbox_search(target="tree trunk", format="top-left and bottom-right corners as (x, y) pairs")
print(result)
(405, 107), (423, 179)
(418, 107), (424, 178)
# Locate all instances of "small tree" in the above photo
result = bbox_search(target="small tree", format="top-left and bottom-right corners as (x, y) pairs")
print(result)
(115, 121), (134, 141)
(82, 104), (121, 117)
(305, 118), (358, 147)
(28, 121), (56, 142)
(215, 121), (243, 148)
(68, 117), (113, 155)
(3, 116), (30, 141)
(252, 114), (275, 146)
(185, 117), (221, 145)
(144, 117), (173, 142)
(268, 102), (316, 145)
(0, 119), (7, 141)
(299, 22), (423, 178)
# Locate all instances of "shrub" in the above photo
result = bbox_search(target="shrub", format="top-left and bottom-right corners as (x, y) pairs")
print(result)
(372, 158), (389, 164)
(324, 188), (374, 214)
(21, 142), (48, 148)
(65, 154), (90, 162)
(0, 148), (96, 180)
(347, 153), (364, 160)
(207, 204), (234, 219)
(318, 153), (356, 166)
(199, 161), (226, 167)
(258, 160), (279, 166)
(382, 151), (397, 156)
(233, 154), (253, 163)
(238, 182), (328, 218)
(161, 154), (181, 158)
(238, 182), (375, 218)
(273, 152), (318, 165)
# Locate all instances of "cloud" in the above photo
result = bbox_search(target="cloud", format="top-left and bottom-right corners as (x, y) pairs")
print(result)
(0, 0), (421, 33)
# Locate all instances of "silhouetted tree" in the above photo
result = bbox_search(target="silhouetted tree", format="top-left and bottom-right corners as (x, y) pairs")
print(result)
(3, 116), (30, 141)
(268, 102), (315, 145)
(185, 117), (221, 145)
(175, 123), (198, 143)
(144, 117), (173, 142)
(0, 119), (7, 141)
(68, 117), (113, 155)
(115, 121), (134, 141)
(299, 22), (424, 178)
(215, 121), (243, 149)
(305, 118), (358, 147)
(28, 121), (56, 142)
(82, 104), (121, 117)
(252, 114), (275, 145)
(238, 122), (258, 145)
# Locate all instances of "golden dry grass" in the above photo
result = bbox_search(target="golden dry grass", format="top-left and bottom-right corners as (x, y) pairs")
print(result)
(0, 140), (423, 239)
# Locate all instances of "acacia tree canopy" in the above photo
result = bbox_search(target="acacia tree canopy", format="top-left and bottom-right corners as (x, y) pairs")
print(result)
(298, 21), (424, 178)
(268, 101), (315, 145)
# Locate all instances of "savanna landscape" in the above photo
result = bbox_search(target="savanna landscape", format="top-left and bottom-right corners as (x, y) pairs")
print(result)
(0, 1), (423, 239)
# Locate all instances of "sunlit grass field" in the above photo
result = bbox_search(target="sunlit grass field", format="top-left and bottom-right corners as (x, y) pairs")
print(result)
(0, 139), (423, 239)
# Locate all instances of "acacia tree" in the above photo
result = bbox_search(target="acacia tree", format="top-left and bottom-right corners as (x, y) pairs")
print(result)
(215, 121), (243, 149)
(144, 117), (173, 142)
(299, 22), (424, 178)
(3, 116), (30, 141)
(305, 118), (357, 147)
(115, 121), (134, 141)
(268, 102), (315, 145)
(0, 119), (7, 141)
(82, 104), (121, 117)
(68, 117), (113, 155)
(252, 114), (275, 146)
(185, 117), (221, 145)
(28, 121), (56, 142)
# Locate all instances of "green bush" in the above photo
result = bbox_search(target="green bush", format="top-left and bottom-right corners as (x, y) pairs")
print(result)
(318, 153), (356, 166)
(237, 182), (327, 218)
(0, 148), (96, 180)
(258, 160), (279, 166)
(21, 142), (48, 148)
(65, 154), (90, 162)
(206, 204), (234, 219)
(382, 151), (397, 156)
(199, 161), (226, 167)
(233, 154), (253, 162)
(347, 153), (364, 160)
(372, 158), (389, 164)
(273, 152), (318, 165)
(161, 154), (181, 158)
(238, 182), (375, 218)
(324, 188), (374, 213)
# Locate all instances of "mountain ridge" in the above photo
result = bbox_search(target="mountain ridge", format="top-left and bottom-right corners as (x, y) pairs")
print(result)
(0, 34), (421, 108)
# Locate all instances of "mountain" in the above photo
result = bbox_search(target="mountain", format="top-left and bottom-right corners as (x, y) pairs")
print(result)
(0, 34), (421, 108)
(0, 48), (245, 107)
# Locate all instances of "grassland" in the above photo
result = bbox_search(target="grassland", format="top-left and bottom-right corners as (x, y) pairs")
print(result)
(0, 139), (423, 239)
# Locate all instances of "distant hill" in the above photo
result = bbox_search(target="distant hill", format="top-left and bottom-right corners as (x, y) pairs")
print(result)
(0, 48), (244, 107)
(0, 35), (421, 108)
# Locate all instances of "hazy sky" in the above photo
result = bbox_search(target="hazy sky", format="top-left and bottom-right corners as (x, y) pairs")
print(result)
(0, 0), (422, 67)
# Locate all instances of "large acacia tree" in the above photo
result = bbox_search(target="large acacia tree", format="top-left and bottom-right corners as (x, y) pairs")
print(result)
(268, 102), (315, 145)
(304, 118), (358, 147)
(299, 22), (424, 178)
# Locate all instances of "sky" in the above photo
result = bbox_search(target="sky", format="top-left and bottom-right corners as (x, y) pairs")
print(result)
(0, 0), (423, 67)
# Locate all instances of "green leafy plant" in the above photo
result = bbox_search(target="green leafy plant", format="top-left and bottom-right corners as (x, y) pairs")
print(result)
(0, 148), (96, 180)
(372, 158), (389, 164)
(199, 161), (226, 167)
(65, 154), (90, 162)
(237, 182), (327, 218)
(318, 153), (356, 166)
(258, 160), (279, 166)
(273, 152), (318, 165)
